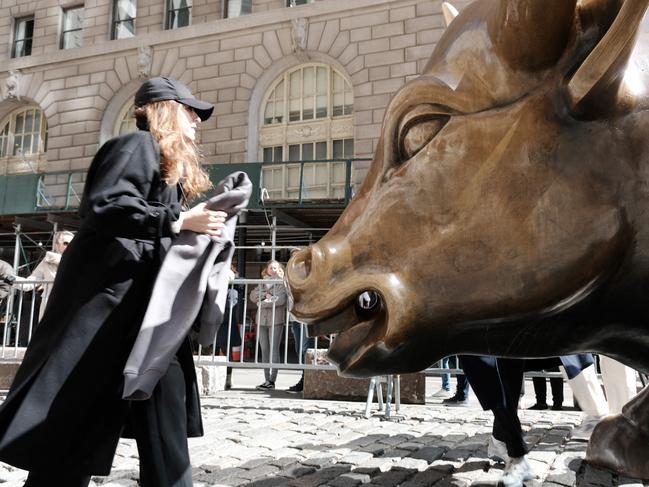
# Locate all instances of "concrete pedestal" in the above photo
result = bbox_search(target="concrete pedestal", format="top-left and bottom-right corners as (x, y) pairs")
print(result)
(303, 349), (425, 404)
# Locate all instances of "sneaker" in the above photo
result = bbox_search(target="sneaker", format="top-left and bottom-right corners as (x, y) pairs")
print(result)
(431, 387), (453, 398)
(256, 381), (272, 390)
(527, 402), (548, 410)
(488, 435), (509, 464)
(570, 414), (603, 441)
(499, 456), (535, 487)
(442, 394), (469, 407)
(288, 379), (304, 392)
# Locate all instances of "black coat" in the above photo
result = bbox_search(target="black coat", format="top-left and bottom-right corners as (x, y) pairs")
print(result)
(0, 130), (202, 475)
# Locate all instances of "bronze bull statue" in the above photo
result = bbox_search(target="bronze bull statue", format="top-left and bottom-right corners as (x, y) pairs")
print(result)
(287, 0), (649, 479)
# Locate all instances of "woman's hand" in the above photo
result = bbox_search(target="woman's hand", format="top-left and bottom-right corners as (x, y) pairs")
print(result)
(180, 202), (227, 236)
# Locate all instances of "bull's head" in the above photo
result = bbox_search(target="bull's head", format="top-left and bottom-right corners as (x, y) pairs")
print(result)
(287, 0), (649, 376)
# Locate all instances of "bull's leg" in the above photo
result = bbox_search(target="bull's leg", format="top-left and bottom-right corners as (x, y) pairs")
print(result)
(586, 384), (649, 479)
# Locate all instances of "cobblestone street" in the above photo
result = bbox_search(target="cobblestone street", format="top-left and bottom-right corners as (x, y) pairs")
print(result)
(0, 372), (646, 487)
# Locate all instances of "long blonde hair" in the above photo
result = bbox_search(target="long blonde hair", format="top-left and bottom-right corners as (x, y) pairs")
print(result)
(134, 100), (211, 201)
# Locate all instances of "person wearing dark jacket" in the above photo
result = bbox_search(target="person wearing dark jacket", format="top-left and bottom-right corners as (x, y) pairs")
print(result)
(0, 77), (225, 487)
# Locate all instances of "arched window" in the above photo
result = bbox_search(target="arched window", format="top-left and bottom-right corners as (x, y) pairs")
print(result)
(115, 103), (137, 135)
(0, 106), (48, 158)
(259, 64), (354, 200)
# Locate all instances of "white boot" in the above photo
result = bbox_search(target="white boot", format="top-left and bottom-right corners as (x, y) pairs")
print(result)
(600, 355), (638, 414)
(499, 456), (535, 487)
(488, 435), (509, 463)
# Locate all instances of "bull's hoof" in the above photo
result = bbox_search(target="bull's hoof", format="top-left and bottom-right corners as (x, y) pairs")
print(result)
(586, 414), (649, 479)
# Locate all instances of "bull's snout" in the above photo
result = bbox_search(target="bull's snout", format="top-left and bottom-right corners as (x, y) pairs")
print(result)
(286, 238), (357, 319)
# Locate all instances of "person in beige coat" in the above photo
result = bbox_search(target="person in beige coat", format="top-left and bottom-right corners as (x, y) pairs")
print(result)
(250, 260), (287, 390)
(16, 231), (74, 321)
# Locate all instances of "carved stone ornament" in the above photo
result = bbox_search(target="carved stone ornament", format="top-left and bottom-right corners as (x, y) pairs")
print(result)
(291, 18), (309, 62)
(287, 0), (649, 480)
(137, 46), (153, 79)
(295, 126), (313, 138)
(3, 70), (21, 101)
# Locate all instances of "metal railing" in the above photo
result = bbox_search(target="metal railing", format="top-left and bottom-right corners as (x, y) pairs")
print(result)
(259, 158), (369, 207)
(1, 158), (373, 217)
(4, 276), (644, 388)
(0, 279), (53, 360)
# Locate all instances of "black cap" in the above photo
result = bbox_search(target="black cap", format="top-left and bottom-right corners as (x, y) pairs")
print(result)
(134, 77), (214, 121)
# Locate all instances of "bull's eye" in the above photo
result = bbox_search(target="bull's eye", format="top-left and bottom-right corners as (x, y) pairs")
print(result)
(357, 291), (380, 312)
(398, 105), (450, 161)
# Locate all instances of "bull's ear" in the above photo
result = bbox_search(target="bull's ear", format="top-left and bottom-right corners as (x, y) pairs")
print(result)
(566, 0), (649, 117)
(442, 2), (458, 27)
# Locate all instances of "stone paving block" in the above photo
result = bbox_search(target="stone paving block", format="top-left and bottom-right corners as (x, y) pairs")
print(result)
(328, 472), (372, 486)
(527, 451), (558, 465)
(359, 444), (386, 456)
(409, 446), (446, 463)
(433, 477), (471, 487)
(243, 464), (281, 481)
(393, 458), (429, 472)
(240, 457), (275, 470)
(339, 451), (374, 465)
(228, 477), (254, 486)
(452, 460), (491, 485)
(303, 456), (339, 469)
(468, 465), (503, 485)
(195, 467), (249, 484)
(353, 457), (398, 473)
(287, 465), (353, 487)
(381, 447), (411, 458)
(269, 457), (301, 468)
(242, 477), (292, 487)
(399, 466), (448, 487)
(366, 467), (418, 486)
(280, 463), (318, 478)
(443, 448), (474, 462)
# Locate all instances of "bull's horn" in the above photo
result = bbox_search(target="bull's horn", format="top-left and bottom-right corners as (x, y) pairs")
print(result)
(566, 0), (649, 112)
(494, 0), (578, 71)
(442, 2), (459, 27)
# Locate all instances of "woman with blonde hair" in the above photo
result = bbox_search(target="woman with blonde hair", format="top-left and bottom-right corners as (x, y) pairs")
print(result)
(250, 260), (287, 390)
(0, 77), (225, 487)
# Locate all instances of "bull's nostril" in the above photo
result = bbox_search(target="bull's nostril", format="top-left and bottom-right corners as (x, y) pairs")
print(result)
(289, 248), (312, 282)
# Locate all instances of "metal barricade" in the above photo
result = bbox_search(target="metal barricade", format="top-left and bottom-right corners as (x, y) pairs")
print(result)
(1, 276), (645, 387)
(194, 277), (337, 372)
(0, 279), (52, 360)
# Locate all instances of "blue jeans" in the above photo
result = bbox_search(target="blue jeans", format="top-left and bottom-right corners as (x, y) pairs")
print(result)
(441, 357), (451, 391)
(441, 356), (470, 398)
(290, 321), (315, 364)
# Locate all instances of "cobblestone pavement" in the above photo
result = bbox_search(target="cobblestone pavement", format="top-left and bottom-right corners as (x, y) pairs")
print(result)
(1, 380), (647, 487)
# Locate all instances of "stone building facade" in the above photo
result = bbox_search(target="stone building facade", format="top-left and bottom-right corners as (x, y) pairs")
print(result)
(0, 0), (471, 257)
(1, 0), (470, 173)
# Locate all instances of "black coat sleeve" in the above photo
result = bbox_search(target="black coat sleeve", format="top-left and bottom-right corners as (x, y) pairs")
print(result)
(80, 132), (181, 239)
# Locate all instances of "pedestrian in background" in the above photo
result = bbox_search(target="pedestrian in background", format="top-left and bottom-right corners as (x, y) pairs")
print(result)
(0, 259), (14, 303)
(250, 260), (287, 390)
(0, 77), (223, 487)
(14, 230), (74, 321)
